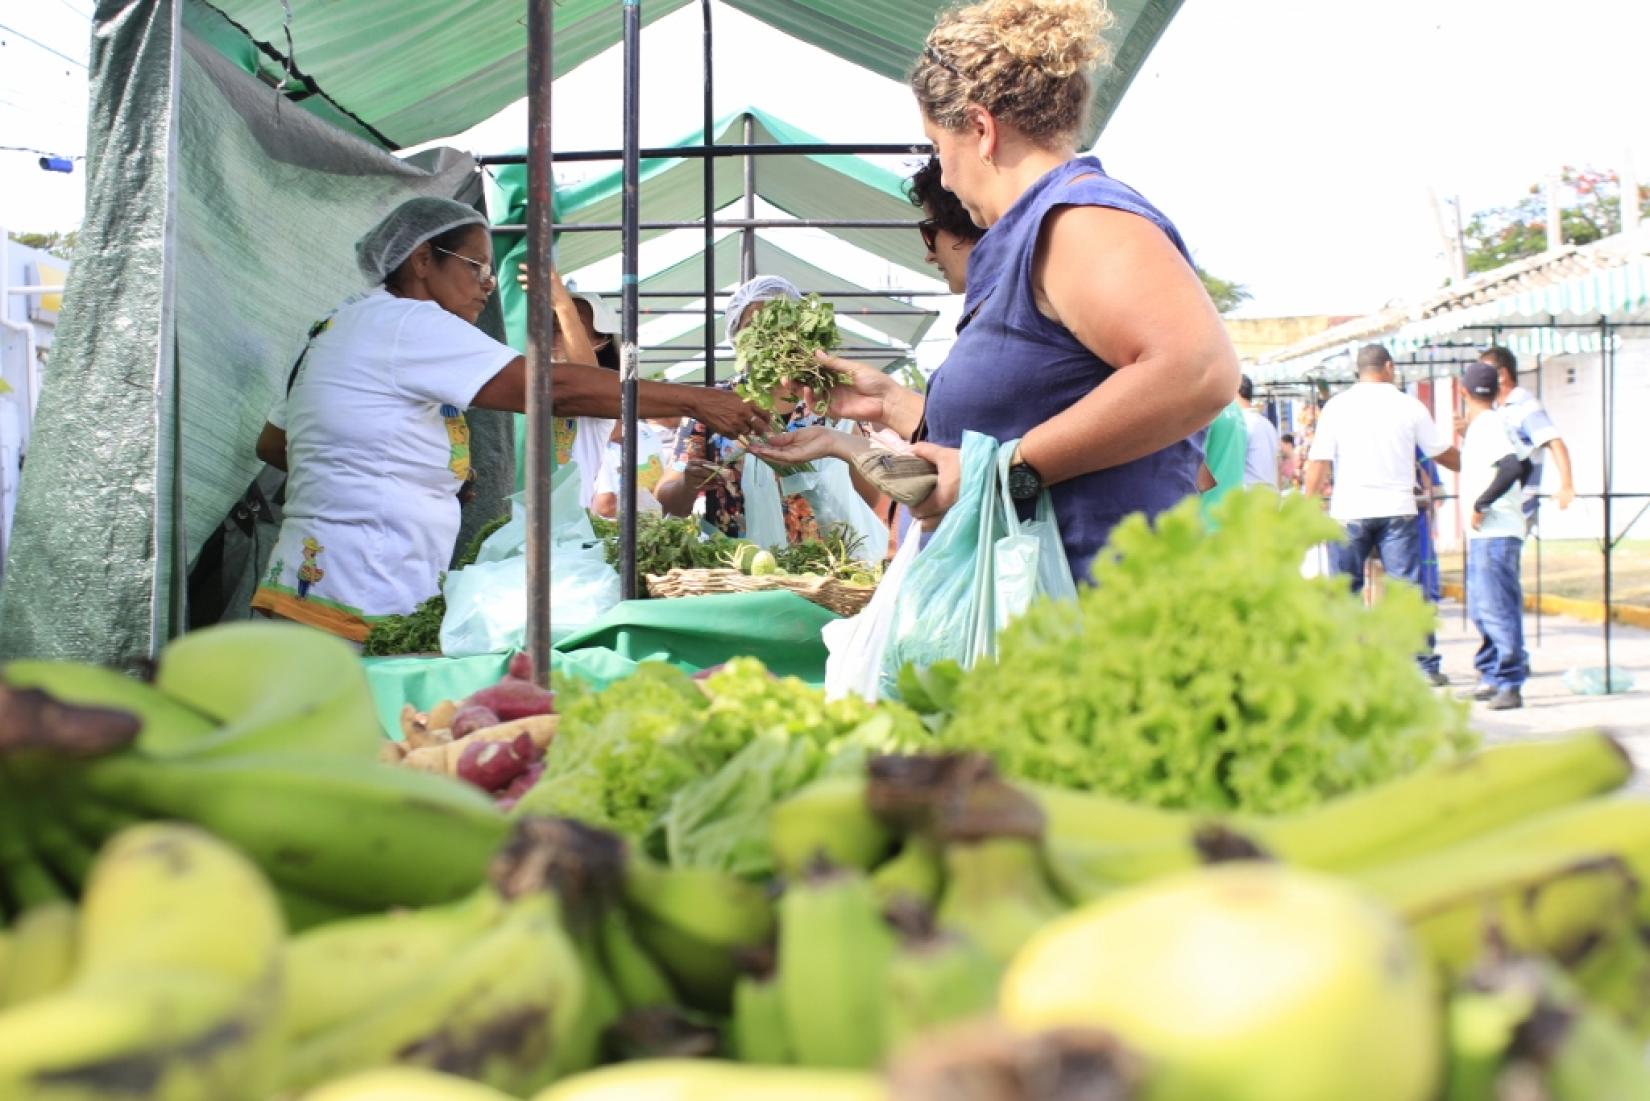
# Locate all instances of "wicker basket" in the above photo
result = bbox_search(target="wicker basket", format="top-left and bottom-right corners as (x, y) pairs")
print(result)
(644, 568), (876, 617)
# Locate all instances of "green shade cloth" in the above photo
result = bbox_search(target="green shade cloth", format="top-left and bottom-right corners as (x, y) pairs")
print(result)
(363, 590), (834, 737)
(556, 591), (834, 681)
(199, 1), (1181, 150)
(364, 646), (648, 738)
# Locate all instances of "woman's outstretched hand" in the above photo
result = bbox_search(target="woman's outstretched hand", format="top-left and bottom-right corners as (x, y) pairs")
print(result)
(747, 425), (866, 465)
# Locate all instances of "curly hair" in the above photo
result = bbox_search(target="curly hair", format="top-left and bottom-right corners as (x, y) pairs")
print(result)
(912, 0), (1114, 147)
(908, 156), (984, 241)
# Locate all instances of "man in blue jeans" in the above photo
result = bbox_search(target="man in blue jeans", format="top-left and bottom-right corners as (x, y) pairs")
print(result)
(1459, 361), (1530, 709)
(1304, 345), (1460, 684)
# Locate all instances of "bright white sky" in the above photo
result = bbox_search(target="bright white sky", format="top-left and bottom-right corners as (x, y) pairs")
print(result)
(6, 0), (1650, 323)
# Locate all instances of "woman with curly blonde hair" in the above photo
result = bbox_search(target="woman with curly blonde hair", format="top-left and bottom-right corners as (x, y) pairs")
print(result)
(755, 0), (1238, 582)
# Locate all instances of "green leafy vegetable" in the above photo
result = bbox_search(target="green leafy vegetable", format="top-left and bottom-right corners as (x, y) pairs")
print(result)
(928, 489), (1473, 815)
(515, 657), (925, 875)
(733, 293), (843, 414)
(360, 513), (514, 656)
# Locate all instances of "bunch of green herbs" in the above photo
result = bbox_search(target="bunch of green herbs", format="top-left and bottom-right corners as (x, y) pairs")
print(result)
(733, 293), (843, 414)
(361, 513), (511, 656)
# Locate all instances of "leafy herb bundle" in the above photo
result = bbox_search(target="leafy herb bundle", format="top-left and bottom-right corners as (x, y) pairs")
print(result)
(733, 293), (843, 414)
(361, 514), (511, 656)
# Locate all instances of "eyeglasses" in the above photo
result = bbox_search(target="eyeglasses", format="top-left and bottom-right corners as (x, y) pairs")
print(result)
(433, 246), (497, 286)
(918, 218), (940, 253)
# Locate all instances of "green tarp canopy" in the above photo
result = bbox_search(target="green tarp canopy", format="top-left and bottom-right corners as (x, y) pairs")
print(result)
(199, 0), (1183, 150)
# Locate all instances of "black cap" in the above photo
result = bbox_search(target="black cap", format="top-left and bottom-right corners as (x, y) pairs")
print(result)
(1462, 361), (1499, 399)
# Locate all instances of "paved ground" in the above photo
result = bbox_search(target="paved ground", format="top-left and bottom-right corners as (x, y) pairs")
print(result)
(1433, 599), (1650, 772)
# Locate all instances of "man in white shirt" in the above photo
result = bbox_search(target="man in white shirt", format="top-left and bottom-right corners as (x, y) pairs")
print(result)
(1479, 346), (1577, 527)
(1304, 344), (1460, 685)
(1237, 374), (1281, 489)
(1458, 361), (1530, 710)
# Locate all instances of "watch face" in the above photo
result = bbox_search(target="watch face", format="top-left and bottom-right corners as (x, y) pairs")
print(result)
(1009, 464), (1041, 500)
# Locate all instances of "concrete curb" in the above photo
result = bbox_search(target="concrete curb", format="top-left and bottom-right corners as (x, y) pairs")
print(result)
(1440, 582), (1650, 630)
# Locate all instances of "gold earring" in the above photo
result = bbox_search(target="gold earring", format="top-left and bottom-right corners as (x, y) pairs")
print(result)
(982, 154), (993, 166)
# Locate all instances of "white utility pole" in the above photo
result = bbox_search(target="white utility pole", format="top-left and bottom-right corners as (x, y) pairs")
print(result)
(1546, 173), (1565, 253)
(1622, 152), (1642, 238)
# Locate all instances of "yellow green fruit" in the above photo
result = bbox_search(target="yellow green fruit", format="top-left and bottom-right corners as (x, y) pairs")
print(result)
(1001, 863), (1440, 1101)
(529, 1059), (885, 1101)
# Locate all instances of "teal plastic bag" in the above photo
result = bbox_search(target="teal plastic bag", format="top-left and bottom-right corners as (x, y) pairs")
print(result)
(880, 432), (1076, 696)
(988, 441), (1077, 632)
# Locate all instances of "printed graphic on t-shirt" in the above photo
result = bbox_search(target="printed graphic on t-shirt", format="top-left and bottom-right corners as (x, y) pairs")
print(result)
(639, 453), (665, 494)
(554, 418), (577, 467)
(441, 404), (472, 482)
(296, 536), (326, 599)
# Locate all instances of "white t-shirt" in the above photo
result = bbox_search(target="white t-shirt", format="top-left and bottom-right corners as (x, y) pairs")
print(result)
(1240, 407), (1281, 489)
(1462, 409), (1528, 540)
(255, 289), (516, 634)
(1308, 381), (1451, 522)
(1498, 386), (1561, 503)
(592, 422), (665, 516)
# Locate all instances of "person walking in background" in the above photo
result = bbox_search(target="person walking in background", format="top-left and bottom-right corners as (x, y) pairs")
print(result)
(1413, 448), (1443, 605)
(1458, 360), (1530, 710)
(1303, 343), (1459, 685)
(1198, 397), (1247, 527)
(1237, 374), (1281, 489)
(1479, 346), (1577, 529)
(1278, 432), (1300, 490)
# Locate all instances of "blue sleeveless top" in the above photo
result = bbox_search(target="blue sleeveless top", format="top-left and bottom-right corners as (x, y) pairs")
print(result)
(922, 156), (1204, 583)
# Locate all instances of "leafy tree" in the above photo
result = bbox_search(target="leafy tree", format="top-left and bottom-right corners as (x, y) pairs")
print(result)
(1197, 267), (1251, 314)
(1463, 167), (1649, 274)
(6, 229), (78, 259)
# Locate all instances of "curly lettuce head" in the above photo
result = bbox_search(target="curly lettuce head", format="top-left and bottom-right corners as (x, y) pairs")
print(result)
(936, 489), (1472, 814)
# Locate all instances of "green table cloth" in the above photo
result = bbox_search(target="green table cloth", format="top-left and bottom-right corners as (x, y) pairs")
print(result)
(362, 591), (835, 736)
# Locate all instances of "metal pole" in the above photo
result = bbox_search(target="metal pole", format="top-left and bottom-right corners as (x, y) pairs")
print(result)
(476, 142), (927, 165)
(1534, 350), (1543, 646)
(619, 0), (642, 601)
(1601, 318), (1614, 689)
(523, 0), (555, 685)
(494, 217), (922, 233)
(701, 0), (715, 387)
(741, 113), (756, 281)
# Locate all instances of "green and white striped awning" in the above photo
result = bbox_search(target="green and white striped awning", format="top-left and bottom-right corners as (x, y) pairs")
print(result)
(1257, 255), (1650, 384)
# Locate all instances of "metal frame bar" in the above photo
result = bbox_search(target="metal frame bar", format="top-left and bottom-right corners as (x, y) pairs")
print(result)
(477, 142), (928, 165)
(492, 218), (922, 232)
(522, 0), (555, 683)
(510, 6), (941, 607)
(619, 0), (642, 600)
(700, 0), (715, 387)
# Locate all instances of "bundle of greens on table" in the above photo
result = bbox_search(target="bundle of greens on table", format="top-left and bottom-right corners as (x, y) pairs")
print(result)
(362, 513), (510, 656)
(511, 659), (925, 878)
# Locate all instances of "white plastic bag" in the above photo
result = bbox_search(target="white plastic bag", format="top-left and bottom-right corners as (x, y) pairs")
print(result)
(1300, 543), (1334, 579)
(741, 453), (788, 549)
(793, 422), (888, 560)
(439, 549), (620, 656)
(439, 465), (619, 655)
(823, 533), (922, 702)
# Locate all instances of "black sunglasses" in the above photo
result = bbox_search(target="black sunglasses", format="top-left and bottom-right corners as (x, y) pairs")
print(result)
(918, 218), (940, 253)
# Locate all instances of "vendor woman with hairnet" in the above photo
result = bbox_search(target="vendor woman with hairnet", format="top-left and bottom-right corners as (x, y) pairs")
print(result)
(655, 276), (886, 550)
(251, 197), (765, 643)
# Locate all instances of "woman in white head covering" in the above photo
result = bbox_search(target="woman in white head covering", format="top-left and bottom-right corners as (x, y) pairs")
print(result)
(251, 197), (766, 642)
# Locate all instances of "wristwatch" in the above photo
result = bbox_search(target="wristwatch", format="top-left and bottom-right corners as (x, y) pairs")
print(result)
(1007, 460), (1043, 501)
